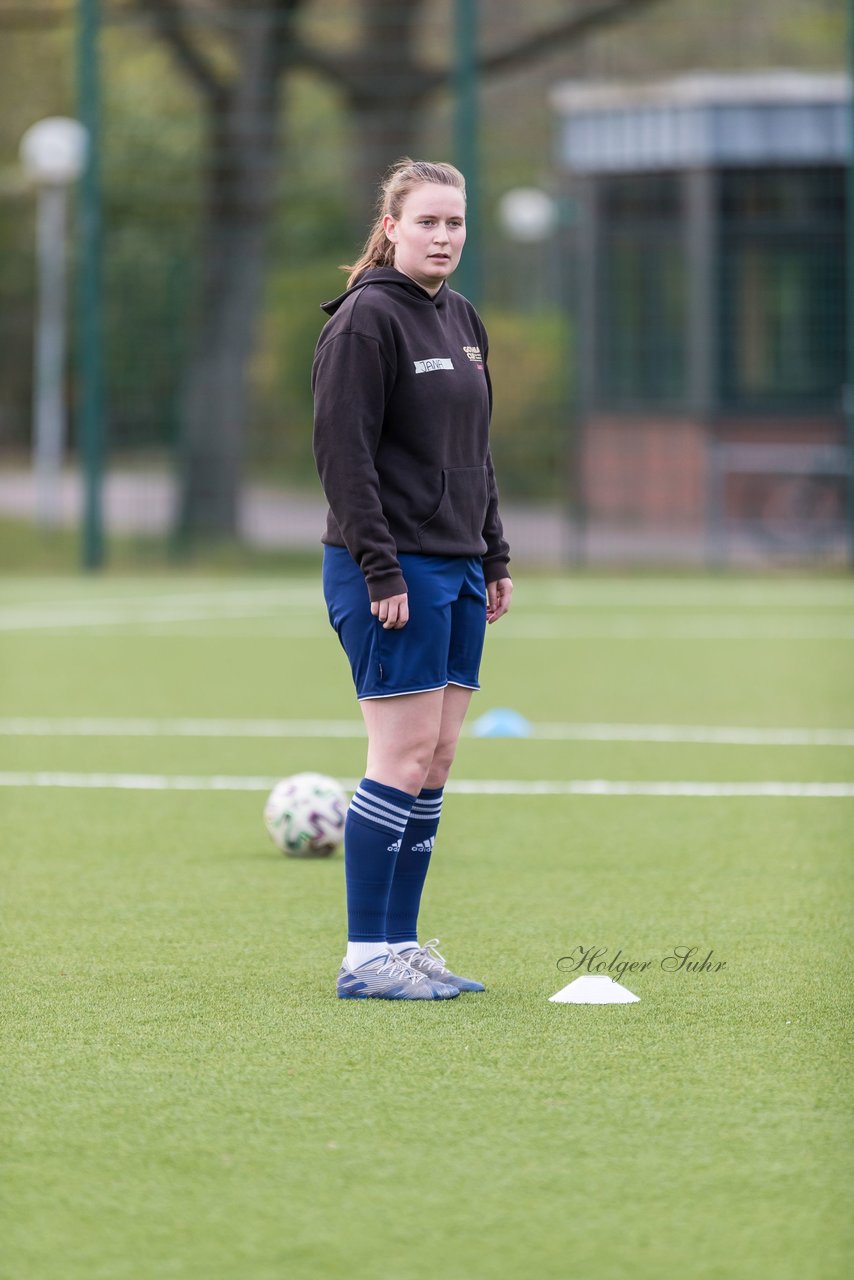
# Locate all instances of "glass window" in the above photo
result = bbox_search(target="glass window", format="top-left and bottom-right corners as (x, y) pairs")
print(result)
(718, 168), (844, 410)
(598, 174), (687, 407)
(602, 173), (682, 223)
(720, 168), (844, 223)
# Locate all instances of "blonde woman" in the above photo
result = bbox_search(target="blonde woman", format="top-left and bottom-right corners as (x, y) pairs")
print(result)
(313, 159), (512, 1000)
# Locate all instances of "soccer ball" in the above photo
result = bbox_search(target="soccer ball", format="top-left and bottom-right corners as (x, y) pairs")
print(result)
(263, 772), (348, 858)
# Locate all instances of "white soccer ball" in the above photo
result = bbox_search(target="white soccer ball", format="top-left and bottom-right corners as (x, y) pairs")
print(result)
(263, 772), (348, 858)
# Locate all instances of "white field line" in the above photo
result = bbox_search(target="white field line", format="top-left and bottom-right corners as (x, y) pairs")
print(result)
(525, 723), (854, 746)
(0, 771), (851, 797)
(0, 717), (365, 739)
(2, 718), (854, 747)
(0, 592), (852, 640)
(532, 587), (854, 609)
(0, 586), (324, 608)
(3, 581), (853, 610)
(499, 617), (854, 640)
(11, 622), (854, 643)
(0, 587), (322, 633)
(32, 619), (854, 640)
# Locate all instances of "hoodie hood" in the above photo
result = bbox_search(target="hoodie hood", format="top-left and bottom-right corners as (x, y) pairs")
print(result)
(321, 267), (447, 316)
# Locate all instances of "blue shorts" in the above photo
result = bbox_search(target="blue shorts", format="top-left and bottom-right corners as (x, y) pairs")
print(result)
(322, 546), (487, 701)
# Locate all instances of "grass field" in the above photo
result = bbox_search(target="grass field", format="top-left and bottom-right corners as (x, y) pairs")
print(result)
(1, 571), (852, 1280)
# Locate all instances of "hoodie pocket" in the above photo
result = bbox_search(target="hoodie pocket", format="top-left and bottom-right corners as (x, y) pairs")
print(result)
(416, 466), (489, 553)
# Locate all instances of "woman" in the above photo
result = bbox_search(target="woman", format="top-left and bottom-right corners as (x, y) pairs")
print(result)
(312, 158), (513, 1000)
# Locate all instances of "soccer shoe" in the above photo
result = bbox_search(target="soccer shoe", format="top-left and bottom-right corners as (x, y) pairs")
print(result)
(336, 951), (460, 1000)
(399, 939), (486, 993)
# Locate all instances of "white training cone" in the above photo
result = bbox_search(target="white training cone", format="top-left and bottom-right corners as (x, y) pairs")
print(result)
(550, 975), (640, 1004)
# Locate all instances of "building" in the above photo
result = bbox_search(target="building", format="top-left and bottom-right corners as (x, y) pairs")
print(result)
(552, 71), (850, 561)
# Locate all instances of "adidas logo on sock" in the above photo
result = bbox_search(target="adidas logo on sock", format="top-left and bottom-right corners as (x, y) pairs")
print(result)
(387, 839), (402, 853)
(411, 837), (435, 853)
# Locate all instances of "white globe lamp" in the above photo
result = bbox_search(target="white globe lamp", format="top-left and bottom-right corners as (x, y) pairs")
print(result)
(19, 118), (88, 527)
(498, 187), (558, 243)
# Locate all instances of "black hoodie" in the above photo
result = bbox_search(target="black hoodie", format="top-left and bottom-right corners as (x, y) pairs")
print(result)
(312, 267), (510, 602)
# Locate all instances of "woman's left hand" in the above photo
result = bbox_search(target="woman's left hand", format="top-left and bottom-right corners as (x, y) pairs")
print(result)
(486, 577), (513, 624)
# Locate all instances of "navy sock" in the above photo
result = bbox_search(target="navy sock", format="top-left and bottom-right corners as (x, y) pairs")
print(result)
(386, 786), (444, 944)
(344, 778), (417, 942)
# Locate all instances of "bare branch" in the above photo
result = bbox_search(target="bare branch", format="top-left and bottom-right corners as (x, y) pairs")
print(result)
(294, 0), (666, 106)
(0, 2), (72, 26)
(133, 0), (226, 103)
(267, 0), (306, 77)
(289, 38), (357, 89)
(289, 36), (434, 104)
(475, 0), (667, 80)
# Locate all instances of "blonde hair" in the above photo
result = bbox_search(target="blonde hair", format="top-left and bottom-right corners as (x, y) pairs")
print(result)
(344, 158), (466, 288)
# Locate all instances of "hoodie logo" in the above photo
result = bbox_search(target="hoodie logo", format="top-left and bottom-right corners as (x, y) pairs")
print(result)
(414, 357), (454, 374)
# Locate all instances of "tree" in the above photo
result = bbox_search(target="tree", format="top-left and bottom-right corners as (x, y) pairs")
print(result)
(135, 0), (663, 540)
(134, 0), (305, 539)
(297, 0), (667, 223)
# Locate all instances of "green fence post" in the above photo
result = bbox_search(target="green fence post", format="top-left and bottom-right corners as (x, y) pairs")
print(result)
(454, 0), (480, 307)
(848, 0), (854, 565)
(76, 0), (105, 570)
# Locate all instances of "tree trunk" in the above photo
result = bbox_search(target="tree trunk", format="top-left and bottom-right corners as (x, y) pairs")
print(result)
(166, 0), (662, 537)
(347, 0), (428, 230)
(176, 13), (284, 542)
(349, 95), (425, 233)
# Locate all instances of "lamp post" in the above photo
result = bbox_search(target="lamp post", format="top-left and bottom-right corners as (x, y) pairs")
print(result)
(19, 117), (87, 529)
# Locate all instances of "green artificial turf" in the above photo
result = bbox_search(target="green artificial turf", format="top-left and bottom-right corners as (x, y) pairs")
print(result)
(1, 574), (852, 1280)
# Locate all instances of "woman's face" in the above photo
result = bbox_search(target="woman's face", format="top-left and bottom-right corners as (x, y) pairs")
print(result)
(383, 183), (466, 294)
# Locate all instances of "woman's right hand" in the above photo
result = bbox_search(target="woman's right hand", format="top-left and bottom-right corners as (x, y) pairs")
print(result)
(371, 593), (409, 629)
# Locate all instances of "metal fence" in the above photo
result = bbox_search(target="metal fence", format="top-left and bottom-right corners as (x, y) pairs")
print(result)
(0, 0), (849, 566)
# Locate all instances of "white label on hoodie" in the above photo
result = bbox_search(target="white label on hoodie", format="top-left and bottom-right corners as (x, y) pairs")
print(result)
(413, 357), (454, 373)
